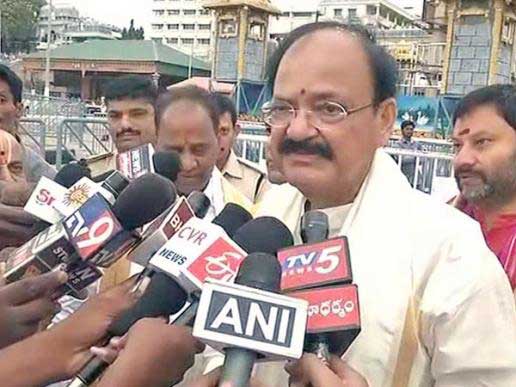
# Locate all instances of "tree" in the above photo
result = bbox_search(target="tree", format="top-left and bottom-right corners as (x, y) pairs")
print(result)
(121, 19), (144, 40)
(0, 0), (45, 54)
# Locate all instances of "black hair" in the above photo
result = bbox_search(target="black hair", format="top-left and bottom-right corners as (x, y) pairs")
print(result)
(211, 93), (237, 126)
(401, 120), (415, 130)
(266, 21), (398, 107)
(104, 75), (158, 105)
(0, 64), (23, 103)
(453, 84), (516, 130)
(155, 86), (220, 132)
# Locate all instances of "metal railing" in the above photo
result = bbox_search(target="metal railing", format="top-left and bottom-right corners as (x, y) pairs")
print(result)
(234, 134), (456, 197)
(19, 118), (47, 155)
(18, 116), (113, 168)
(17, 115), (456, 197)
(55, 118), (113, 169)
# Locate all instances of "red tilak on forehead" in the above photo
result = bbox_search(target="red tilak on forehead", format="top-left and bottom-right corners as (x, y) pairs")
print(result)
(300, 88), (306, 95)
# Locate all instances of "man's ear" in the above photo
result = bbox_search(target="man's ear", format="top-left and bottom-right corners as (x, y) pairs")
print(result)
(15, 102), (24, 120)
(376, 98), (396, 147)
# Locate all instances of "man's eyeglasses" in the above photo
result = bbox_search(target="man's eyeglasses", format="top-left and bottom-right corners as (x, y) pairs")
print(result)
(261, 99), (373, 129)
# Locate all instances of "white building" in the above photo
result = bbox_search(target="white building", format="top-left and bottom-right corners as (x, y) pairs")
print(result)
(269, 0), (320, 40)
(148, 0), (420, 61)
(318, 0), (416, 29)
(37, 4), (121, 50)
(149, 0), (213, 61)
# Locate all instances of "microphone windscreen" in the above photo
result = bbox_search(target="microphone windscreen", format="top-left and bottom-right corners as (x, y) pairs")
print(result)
(212, 203), (253, 238)
(187, 191), (211, 218)
(112, 173), (177, 230)
(54, 162), (91, 188)
(233, 216), (294, 256)
(153, 151), (181, 182)
(108, 272), (188, 336)
(235, 252), (281, 293)
(301, 211), (329, 243)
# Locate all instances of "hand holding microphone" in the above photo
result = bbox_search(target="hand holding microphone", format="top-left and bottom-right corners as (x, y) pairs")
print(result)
(95, 318), (205, 387)
(0, 277), (138, 387)
(285, 354), (368, 387)
(0, 269), (67, 349)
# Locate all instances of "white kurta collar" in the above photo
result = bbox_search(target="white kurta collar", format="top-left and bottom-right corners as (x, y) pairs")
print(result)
(202, 167), (226, 221)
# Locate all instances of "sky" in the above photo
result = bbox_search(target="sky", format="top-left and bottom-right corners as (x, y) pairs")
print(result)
(57, 0), (425, 32)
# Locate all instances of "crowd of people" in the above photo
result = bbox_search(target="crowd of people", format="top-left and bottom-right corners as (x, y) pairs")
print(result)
(0, 20), (515, 387)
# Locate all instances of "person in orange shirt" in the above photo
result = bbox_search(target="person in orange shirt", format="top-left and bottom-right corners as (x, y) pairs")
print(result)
(451, 84), (516, 290)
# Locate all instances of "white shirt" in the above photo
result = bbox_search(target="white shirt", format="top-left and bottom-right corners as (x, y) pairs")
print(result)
(202, 168), (226, 222)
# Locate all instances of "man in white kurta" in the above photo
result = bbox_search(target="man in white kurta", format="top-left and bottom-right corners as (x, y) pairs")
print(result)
(254, 150), (516, 386)
(247, 22), (516, 387)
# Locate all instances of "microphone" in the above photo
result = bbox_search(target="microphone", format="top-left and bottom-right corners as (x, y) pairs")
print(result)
(67, 204), (252, 387)
(187, 191), (211, 219)
(5, 163), (95, 280)
(193, 253), (308, 387)
(114, 204), (252, 333)
(4, 221), (78, 283)
(55, 161), (92, 186)
(25, 162), (92, 225)
(150, 216), (292, 299)
(153, 151), (181, 182)
(171, 216), (293, 326)
(116, 143), (155, 180)
(64, 173), (176, 267)
(290, 284), (361, 357)
(124, 193), (206, 267)
(97, 170), (130, 201)
(278, 211), (352, 292)
(278, 211), (359, 360)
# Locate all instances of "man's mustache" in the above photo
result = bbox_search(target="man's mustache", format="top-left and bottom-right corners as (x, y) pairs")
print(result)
(455, 167), (486, 180)
(280, 138), (333, 160)
(117, 128), (140, 137)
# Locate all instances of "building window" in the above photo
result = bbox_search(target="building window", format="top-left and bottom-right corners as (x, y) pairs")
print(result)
(293, 12), (313, 17)
(184, 9), (196, 16)
(249, 21), (265, 41)
(367, 5), (377, 15)
(152, 24), (164, 30)
(167, 24), (179, 30)
(167, 9), (180, 16)
(282, 11), (290, 17)
(348, 8), (357, 18)
(198, 38), (210, 45)
(199, 9), (210, 15)
(219, 18), (237, 37)
(152, 38), (162, 43)
(181, 38), (194, 45)
(334, 9), (342, 17)
(502, 18), (515, 44)
(183, 24), (195, 30)
(153, 9), (165, 16)
(166, 37), (179, 44)
(199, 23), (211, 30)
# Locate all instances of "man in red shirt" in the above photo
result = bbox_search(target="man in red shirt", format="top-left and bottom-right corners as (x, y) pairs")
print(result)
(451, 84), (516, 291)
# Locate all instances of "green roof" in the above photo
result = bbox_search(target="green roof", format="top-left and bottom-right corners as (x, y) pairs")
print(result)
(25, 40), (210, 71)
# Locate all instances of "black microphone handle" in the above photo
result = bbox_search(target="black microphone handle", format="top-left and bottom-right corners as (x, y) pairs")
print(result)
(301, 211), (331, 365)
(219, 348), (257, 387)
(172, 297), (199, 326)
(67, 356), (109, 387)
